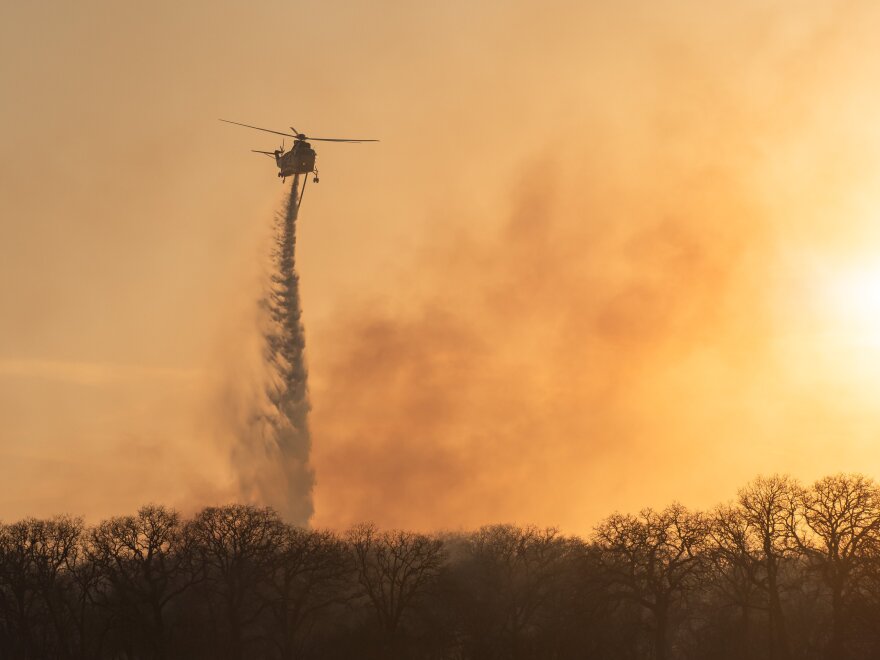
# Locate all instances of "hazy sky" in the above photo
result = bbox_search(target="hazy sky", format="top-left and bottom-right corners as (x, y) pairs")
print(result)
(4, 0), (880, 532)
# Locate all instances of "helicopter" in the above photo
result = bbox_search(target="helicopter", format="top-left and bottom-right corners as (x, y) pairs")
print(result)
(219, 119), (378, 184)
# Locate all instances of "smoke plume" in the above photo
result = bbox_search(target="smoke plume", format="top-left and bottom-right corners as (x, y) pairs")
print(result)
(6, 0), (880, 531)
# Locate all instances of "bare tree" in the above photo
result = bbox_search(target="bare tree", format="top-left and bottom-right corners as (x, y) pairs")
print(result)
(88, 504), (195, 659)
(736, 474), (800, 660)
(186, 505), (284, 660)
(347, 523), (446, 653)
(63, 541), (105, 660)
(457, 525), (580, 659)
(0, 521), (36, 659)
(0, 516), (83, 660)
(790, 474), (880, 659)
(593, 503), (707, 660)
(263, 526), (351, 659)
(706, 504), (768, 657)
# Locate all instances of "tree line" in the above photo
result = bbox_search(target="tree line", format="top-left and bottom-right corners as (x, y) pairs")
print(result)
(4, 474), (880, 659)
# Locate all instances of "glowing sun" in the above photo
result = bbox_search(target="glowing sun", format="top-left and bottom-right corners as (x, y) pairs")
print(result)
(818, 263), (880, 349)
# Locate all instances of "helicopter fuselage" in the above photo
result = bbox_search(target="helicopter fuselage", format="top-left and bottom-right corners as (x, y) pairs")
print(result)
(219, 118), (376, 183)
(276, 140), (317, 178)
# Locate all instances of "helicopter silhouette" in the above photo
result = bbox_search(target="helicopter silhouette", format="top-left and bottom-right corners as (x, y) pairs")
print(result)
(220, 119), (378, 184)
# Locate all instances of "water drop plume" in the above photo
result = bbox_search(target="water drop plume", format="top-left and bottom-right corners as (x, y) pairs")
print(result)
(236, 175), (315, 525)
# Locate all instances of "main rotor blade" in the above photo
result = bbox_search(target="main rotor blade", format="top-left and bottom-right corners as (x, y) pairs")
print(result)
(220, 119), (297, 138)
(305, 137), (380, 143)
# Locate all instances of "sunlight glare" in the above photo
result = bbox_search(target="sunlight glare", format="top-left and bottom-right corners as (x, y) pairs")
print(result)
(818, 262), (880, 350)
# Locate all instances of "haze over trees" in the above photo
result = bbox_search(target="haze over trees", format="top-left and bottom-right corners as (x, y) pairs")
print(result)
(5, 475), (880, 658)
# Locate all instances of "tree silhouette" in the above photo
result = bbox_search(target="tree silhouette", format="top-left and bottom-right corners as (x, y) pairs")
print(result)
(263, 526), (351, 659)
(185, 505), (283, 660)
(737, 475), (799, 660)
(452, 525), (579, 659)
(792, 474), (880, 660)
(706, 503), (768, 657)
(3, 474), (880, 658)
(594, 503), (707, 660)
(0, 516), (82, 660)
(88, 505), (195, 659)
(347, 523), (445, 655)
